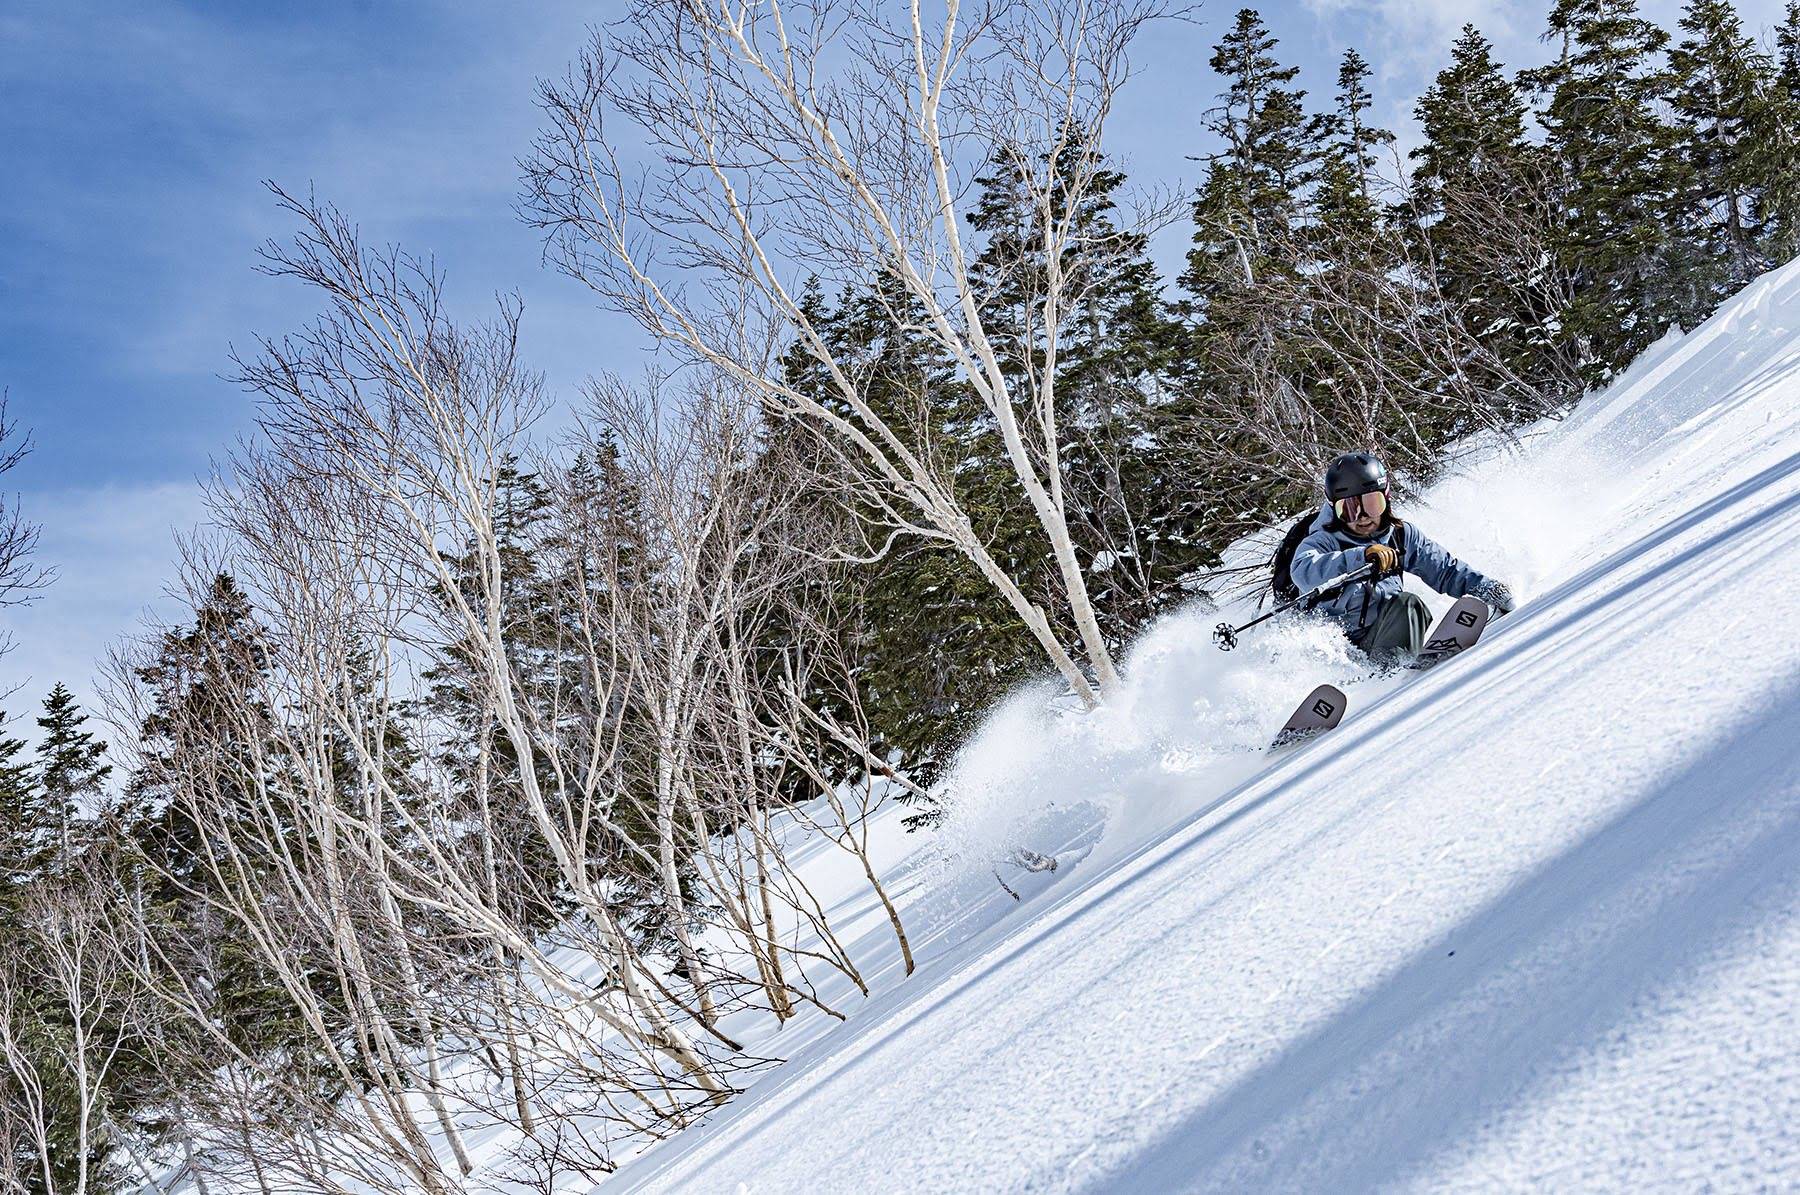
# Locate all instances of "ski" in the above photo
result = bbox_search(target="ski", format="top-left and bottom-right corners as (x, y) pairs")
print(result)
(1412, 594), (1490, 670)
(1271, 683), (1348, 749)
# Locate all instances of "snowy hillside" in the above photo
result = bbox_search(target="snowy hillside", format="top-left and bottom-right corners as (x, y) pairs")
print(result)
(607, 260), (1800, 1190)
(148, 257), (1800, 1195)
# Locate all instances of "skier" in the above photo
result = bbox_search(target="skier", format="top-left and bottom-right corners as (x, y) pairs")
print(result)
(1288, 452), (1515, 664)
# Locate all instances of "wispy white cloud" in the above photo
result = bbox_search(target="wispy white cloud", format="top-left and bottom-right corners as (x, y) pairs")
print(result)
(3, 1), (629, 731)
(6, 1), (614, 386)
(1302, 0), (1531, 67)
(1302, 0), (1794, 86)
(1287, 0), (1793, 163)
(0, 480), (208, 745)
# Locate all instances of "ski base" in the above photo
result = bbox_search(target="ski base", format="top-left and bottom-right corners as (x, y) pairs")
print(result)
(1271, 683), (1348, 749)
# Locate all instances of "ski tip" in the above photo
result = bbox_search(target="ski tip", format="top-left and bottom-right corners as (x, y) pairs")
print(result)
(1270, 683), (1349, 749)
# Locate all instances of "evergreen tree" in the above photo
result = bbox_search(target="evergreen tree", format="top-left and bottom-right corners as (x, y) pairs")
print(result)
(776, 135), (1197, 803)
(0, 711), (48, 888)
(1181, 8), (1318, 309)
(1771, 0), (1800, 98)
(1667, 0), (1779, 301)
(1782, 1), (1800, 92)
(1525, 0), (1683, 377)
(1412, 26), (1566, 400)
(1413, 27), (1536, 218)
(1310, 48), (1396, 261)
(420, 457), (577, 932)
(1302, 49), (1409, 458)
(966, 135), (1192, 631)
(4, 697), (129, 1194)
(1178, 10), (1330, 537)
(122, 573), (336, 1103)
(1320, 48), (1394, 212)
(128, 576), (272, 889)
(1760, 0), (1800, 260)
(556, 444), (680, 922)
(32, 683), (108, 863)
(777, 272), (1031, 797)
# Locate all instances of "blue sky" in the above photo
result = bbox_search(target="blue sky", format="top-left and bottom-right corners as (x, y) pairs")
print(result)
(0, 0), (1787, 734)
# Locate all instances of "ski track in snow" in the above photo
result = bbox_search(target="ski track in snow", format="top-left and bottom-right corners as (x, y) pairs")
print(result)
(609, 260), (1800, 1192)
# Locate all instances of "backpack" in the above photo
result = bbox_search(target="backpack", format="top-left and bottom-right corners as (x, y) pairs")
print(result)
(1269, 511), (1319, 604)
(1269, 511), (1408, 604)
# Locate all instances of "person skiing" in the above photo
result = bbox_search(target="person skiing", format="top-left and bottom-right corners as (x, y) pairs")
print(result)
(1289, 452), (1515, 664)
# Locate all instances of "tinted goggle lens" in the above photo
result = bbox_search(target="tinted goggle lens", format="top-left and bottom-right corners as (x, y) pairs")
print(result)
(1333, 489), (1388, 522)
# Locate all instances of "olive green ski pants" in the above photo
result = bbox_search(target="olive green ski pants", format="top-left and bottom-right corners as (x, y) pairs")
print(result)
(1357, 590), (1433, 665)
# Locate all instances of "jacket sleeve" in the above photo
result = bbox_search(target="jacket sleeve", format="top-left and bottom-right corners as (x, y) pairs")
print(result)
(1289, 529), (1364, 594)
(1403, 524), (1491, 598)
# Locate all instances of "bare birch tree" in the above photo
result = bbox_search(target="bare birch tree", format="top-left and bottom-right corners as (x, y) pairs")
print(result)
(554, 368), (891, 1020)
(0, 856), (152, 1195)
(522, 0), (1185, 706)
(79, 168), (1016, 1184)
(0, 395), (51, 669)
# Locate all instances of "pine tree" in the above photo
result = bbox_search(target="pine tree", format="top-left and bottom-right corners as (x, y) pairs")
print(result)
(128, 576), (272, 887)
(778, 137), (1196, 799)
(1321, 48), (1394, 213)
(966, 136), (1191, 631)
(554, 445), (679, 922)
(1525, 0), (1683, 377)
(1760, 0), (1800, 260)
(1182, 8), (1318, 307)
(1779, 0), (1800, 97)
(1309, 48), (1396, 263)
(779, 271), (1034, 797)
(419, 458), (579, 932)
(1302, 49), (1410, 456)
(4, 699), (130, 1195)
(1667, 0), (1779, 303)
(1412, 26), (1566, 400)
(0, 710), (49, 888)
(1414, 27), (1535, 218)
(1177, 10), (1331, 538)
(121, 573), (332, 1094)
(32, 683), (108, 863)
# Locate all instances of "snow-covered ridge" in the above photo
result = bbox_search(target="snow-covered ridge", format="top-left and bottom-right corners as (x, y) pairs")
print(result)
(614, 258), (1800, 1190)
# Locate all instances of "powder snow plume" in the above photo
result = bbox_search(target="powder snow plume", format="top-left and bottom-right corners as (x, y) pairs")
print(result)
(928, 428), (1628, 897)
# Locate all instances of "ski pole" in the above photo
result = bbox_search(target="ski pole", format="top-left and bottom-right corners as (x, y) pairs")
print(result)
(1212, 563), (1376, 651)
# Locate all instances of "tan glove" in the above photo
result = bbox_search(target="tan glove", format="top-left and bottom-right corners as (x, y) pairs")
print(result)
(1363, 543), (1402, 579)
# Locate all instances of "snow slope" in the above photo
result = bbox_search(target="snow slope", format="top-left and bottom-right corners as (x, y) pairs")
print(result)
(613, 260), (1800, 1192)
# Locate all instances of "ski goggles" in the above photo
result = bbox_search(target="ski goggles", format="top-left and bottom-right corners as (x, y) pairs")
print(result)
(1333, 488), (1388, 523)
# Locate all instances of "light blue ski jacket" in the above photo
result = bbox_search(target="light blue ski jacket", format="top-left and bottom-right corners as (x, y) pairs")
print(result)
(1288, 501), (1494, 644)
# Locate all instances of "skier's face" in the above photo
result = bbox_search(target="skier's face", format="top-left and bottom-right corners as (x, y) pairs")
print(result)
(1335, 488), (1387, 536)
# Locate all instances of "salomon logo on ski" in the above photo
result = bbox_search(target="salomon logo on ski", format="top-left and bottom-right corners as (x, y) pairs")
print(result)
(1272, 683), (1348, 749)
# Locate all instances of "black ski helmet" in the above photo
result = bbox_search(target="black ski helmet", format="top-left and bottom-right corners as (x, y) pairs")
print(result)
(1325, 451), (1387, 500)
